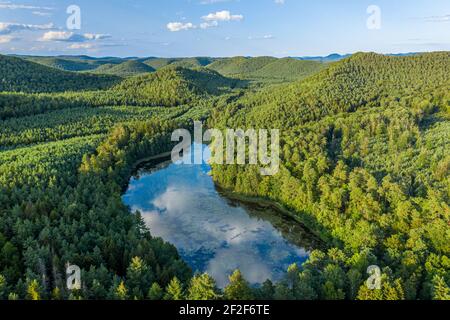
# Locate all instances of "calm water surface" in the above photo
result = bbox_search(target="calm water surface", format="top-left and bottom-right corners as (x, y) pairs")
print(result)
(122, 144), (318, 287)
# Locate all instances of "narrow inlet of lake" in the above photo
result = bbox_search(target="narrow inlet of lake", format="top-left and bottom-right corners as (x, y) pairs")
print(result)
(122, 144), (319, 287)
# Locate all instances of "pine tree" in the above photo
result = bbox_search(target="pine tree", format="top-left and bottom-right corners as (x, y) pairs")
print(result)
(115, 281), (128, 300)
(224, 270), (253, 300)
(126, 256), (153, 299)
(187, 274), (219, 300)
(273, 282), (295, 300)
(164, 277), (184, 300)
(26, 279), (41, 300)
(432, 275), (450, 300)
(51, 287), (61, 300)
(0, 275), (7, 299)
(255, 280), (275, 300)
(148, 282), (164, 300)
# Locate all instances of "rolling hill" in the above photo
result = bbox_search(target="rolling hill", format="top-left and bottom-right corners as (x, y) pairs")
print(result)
(246, 58), (325, 80)
(91, 60), (156, 77)
(144, 57), (216, 70)
(0, 55), (120, 93)
(221, 52), (450, 127)
(206, 56), (324, 81)
(295, 53), (352, 62)
(22, 57), (101, 72)
(206, 56), (278, 76)
(210, 52), (450, 300)
(100, 65), (244, 106)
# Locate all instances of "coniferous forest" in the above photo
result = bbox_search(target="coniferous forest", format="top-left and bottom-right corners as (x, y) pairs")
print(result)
(0, 51), (448, 301)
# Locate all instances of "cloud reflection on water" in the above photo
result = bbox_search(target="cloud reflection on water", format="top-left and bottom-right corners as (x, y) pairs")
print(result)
(123, 145), (309, 288)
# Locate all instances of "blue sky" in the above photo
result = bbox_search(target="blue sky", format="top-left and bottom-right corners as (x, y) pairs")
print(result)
(0, 0), (449, 57)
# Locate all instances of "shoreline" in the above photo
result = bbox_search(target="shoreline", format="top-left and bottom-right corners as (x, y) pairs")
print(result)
(126, 151), (326, 247)
(214, 184), (326, 244)
(131, 151), (172, 169)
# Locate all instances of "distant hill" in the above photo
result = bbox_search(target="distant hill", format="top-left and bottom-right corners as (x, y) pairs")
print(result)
(294, 52), (423, 63)
(222, 52), (450, 128)
(101, 66), (243, 106)
(144, 57), (216, 70)
(294, 53), (352, 63)
(91, 60), (155, 77)
(22, 57), (100, 72)
(18, 55), (126, 72)
(206, 56), (324, 82)
(206, 56), (278, 76)
(0, 55), (120, 93)
(244, 58), (325, 81)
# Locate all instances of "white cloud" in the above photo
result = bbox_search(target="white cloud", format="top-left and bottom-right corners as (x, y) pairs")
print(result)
(202, 10), (243, 22)
(0, 35), (15, 43)
(32, 11), (51, 16)
(274, 0), (285, 4)
(0, 22), (53, 35)
(68, 43), (95, 50)
(83, 33), (111, 40)
(199, 0), (232, 4)
(200, 20), (219, 29)
(0, 2), (53, 10)
(167, 22), (196, 32)
(424, 14), (450, 22)
(40, 31), (111, 42)
(248, 34), (275, 40)
(166, 10), (242, 32)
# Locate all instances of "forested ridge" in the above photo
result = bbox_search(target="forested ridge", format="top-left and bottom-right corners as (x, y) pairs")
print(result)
(207, 56), (324, 82)
(0, 55), (120, 93)
(0, 65), (244, 120)
(0, 52), (448, 300)
(208, 52), (450, 300)
(90, 60), (156, 77)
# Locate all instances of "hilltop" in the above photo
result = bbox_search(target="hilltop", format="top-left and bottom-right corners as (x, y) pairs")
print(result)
(0, 55), (120, 93)
(100, 66), (244, 106)
(144, 57), (216, 70)
(207, 56), (277, 76)
(91, 60), (156, 77)
(207, 56), (324, 81)
(220, 52), (450, 127)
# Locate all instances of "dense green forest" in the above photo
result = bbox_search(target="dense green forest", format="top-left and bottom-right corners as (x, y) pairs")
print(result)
(0, 55), (120, 93)
(208, 52), (450, 300)
(207, 56), (324, 82)
(90, 61), (156, 77)
(0, 52), (448, 300)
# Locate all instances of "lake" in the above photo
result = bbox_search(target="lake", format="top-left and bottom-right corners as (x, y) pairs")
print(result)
(122, 144), (319, 287)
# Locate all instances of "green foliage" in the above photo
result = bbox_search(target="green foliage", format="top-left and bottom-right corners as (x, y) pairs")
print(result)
(165, 277), (184, 300)
(126, 257), (153, 299)
(0, 52), (448, 300)
(144, 57), (216, 70)
(210, 52), (450, 300)
(113, 281), (128, 300)
(0, 275), (7, 299)
(26, 279), (41, 300)
(0, 55), (119, 93)
(207, 56), (324, 83)
(224, 270), (254, 300)
(432, 275), (450, 300)
(148, 282), (164, 300)
(187, 274), (220, 300)
(92, 60), (155, 77)
(24, 56), (102, 72)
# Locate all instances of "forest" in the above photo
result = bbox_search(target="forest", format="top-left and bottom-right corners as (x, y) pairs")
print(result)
(0, 52), (448, 300)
